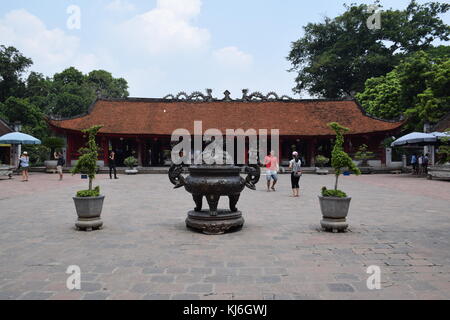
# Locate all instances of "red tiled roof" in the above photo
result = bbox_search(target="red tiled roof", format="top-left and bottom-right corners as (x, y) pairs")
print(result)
(48, 99), (403, 136)
(0, 118), (13, 136)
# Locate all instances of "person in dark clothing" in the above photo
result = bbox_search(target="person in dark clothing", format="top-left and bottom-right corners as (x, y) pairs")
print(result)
(289, 151), (302, 197)
(54, 151), (65, 181)
(109, 151), (118, 179)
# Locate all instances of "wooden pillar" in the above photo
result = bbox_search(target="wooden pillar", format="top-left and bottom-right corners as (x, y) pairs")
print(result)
(309, 138), (317, 167)
(100, 136), (108, 165)
(66, 134), (73, 165)
(136, 137), (143, 166)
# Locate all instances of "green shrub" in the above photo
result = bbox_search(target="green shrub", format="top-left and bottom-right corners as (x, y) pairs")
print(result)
(71, 125), (103, 196)
(43, 136), (65, 159)
(323, 122), (361, 196)
(22, 145), (51, 166)
(124, 156), (138, 169)
(354, 144), (375, 167)
(76, 186), (100, 197)
(315, 155), (330, 167)
(321, 186), (347, 198)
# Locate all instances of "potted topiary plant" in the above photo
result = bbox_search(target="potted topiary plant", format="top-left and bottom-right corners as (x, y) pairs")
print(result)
(124, 156), (139, 174)
(319, 122), (361, 233)
(315, 155), (330, 175)
(354, 144), (375, 174)
(71, 125), (104, 231)
(43, 137), (65, 173)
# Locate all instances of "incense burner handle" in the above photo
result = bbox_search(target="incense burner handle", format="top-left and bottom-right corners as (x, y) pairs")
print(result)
(168, 164), (186, 189)
(244, 165), (260, 190)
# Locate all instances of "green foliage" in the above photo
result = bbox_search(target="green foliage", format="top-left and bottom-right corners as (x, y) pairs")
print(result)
(354, 144), (375, 166)
(357, 49), (450, 130)
(0, 45), (33, 101)
(124, 156), (138, 169)
(328, 122), (361, 192)
(22, 145), (51, 166)
(437, 128), (450, 164)
(321, 187), (347, 198)
(76, 186), (100, 198)
(288, 1), (450, 98)
(315, 155), (330, 167)
(71, 125), (103, 193)
(43, 136), (65, 157)
(0, 96), (48, 139)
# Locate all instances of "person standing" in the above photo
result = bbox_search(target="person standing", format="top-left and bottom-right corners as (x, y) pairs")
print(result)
(418, 154), (424, 175)
(289, 152), (302, 197)
(54, 151), (65, 181)
(411, 154), (418, 175)
(19, 151), (30, 182)
(264, 150), (279, 192)
(423, 153), (430, 175)
(109, 150), (118, 179)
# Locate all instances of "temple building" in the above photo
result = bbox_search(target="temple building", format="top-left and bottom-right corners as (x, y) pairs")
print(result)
(0, 118), (13, 165)
(47, 90), (404, 168)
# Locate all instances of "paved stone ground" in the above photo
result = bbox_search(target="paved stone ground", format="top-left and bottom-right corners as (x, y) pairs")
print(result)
(0, 172), (449, 300)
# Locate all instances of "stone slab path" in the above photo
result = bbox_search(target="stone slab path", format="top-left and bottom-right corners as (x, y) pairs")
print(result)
(0, 172), (449, 300)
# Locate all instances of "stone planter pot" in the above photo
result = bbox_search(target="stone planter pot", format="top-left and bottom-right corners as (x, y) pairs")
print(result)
(358, 166), (373, 174)
(44, 160), (58, 173)
(73, 195), (105, 231)
(315, 167), (329, 175)
(125, 168), (138, 175)
(318, 196), (352, 233)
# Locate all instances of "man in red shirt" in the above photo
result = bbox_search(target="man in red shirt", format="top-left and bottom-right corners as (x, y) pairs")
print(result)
(264, 150), (279, 191)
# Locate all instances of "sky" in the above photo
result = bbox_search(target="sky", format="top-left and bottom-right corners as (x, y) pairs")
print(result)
(0, 0), (449, 99)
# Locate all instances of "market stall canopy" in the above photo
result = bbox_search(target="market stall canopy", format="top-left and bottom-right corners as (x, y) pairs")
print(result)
(0, 132), (41, 145)
(391, 132), (437, 147)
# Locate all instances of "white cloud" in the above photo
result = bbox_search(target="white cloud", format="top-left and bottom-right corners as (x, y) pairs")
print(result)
(106, 0), (136, 13)
(213, 46), (253, 69)
(0, 9), (97, 76)
(117, 0), (210, 55)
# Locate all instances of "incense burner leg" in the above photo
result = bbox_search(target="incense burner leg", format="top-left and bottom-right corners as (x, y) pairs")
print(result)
(229, 194), (240, 213)
(192, 194), (203, 212)
(206, 194), (220, 216)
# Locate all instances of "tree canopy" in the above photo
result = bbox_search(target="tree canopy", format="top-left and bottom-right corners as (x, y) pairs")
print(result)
(287, 1), (450, 98)
(0, 45), (130, 140)
(356, 48), (450, 131)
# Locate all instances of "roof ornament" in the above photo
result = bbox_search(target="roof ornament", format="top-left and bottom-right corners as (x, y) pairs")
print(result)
(223, 90), (232, 101)
(163, 89), (293, 102)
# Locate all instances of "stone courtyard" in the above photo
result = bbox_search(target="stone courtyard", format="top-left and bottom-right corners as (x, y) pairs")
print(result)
(0, 172), (449, 300)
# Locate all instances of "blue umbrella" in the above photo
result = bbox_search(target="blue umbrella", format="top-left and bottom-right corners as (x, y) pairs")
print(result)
(0, 132), (41, 145)
(391, 132), (437, 147)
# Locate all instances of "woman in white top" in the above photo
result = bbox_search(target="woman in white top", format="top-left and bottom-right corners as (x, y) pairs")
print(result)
(19, 151), (30, 182)
(289, 151), (302, 197)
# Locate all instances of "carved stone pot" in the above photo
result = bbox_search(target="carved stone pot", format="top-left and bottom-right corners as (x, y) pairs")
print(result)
(318, 196), (351, 233)
(73, 196), (104, 231)
(169, 164), (260, 235)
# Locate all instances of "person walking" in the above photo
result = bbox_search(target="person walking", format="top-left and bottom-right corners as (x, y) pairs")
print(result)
(54, 151), (65, 181)
(19, 151), (30, 182)
(109, 150), (118, 179)
(264, 150), (279, 192)
(289, 152), (302, 197)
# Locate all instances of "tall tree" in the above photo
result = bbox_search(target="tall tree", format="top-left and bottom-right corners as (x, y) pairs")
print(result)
(0, 45), (33, 102)
(356, 49), (450, 130)
(287, 1), (450, 98)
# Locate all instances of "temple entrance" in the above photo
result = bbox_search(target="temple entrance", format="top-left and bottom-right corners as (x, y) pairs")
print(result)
(281, 138), (309, 166)
(144, 138), (171, 166)
(109, 138), (137, 166)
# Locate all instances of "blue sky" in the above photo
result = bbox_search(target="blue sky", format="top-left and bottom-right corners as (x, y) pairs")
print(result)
(1, 0), (449, 98)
